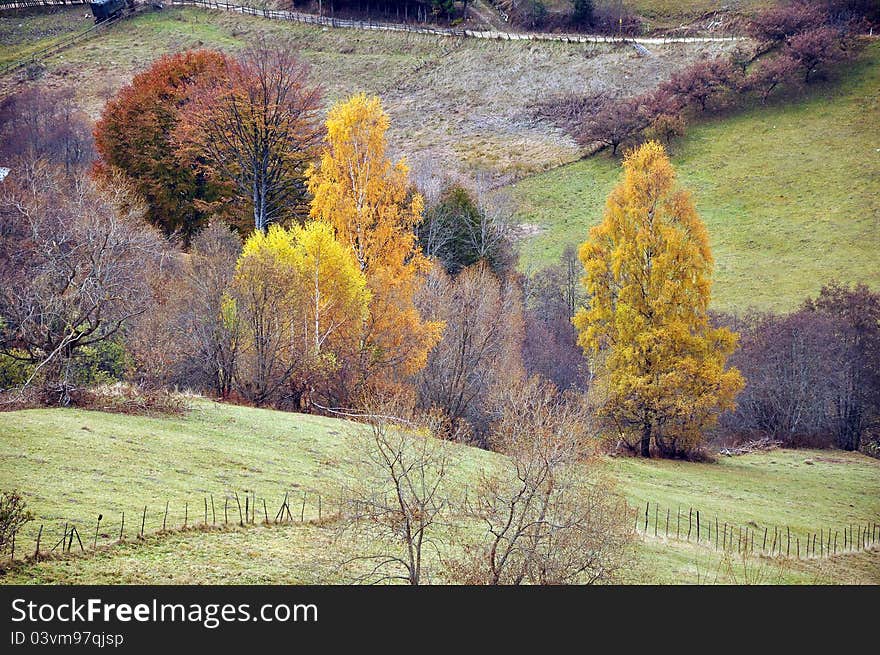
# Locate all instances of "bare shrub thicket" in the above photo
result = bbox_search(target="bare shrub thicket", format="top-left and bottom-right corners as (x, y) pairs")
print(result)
(337, 402), (457, 585)
(718, 283), (880, 452)
(446, 377), (634, 584)
(125, 222), (241, 397)
(415, 262), (524, 442)
(522, 246), (587, 391)
(0, 86), (95, 175)
(0, 163), (168, 405)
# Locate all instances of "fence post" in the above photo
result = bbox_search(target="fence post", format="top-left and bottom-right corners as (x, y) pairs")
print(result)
(119, 512), (124, 542)
(301, 492), (307, 522)
(696, 510), (700, 543)
(162, 501), (169, 531)
(211, 495), (216, 525)
(644, 501), (649, 533)
(665, 508), (670, 538)
(141, 506), (146, 538)
(34, 524), (43, 560)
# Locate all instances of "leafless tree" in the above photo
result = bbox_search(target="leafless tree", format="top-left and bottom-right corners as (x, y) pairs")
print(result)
(447, 377), (634, 584)
(0, 86), (95, 175)
(785, 26), (845, 83)
(578, 96), (646, 156)
(415, 262), (524, 441)
(181, 223), (241, 397)
(745, 54), (801, 104)
(0, 162), (167, 404)
(522, 246), (587, 391)
(178, 40), (323, 232)
(337, 404), (456, 585)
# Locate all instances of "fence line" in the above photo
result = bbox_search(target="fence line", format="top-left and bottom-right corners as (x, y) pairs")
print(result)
(0, 0), (743, 45)
(166, 0), (743, 45)
(631, 499), (879, 561)
(6, 484), (877, 569)
(6, 485), (340, 566)
(0, 10), (122, 76)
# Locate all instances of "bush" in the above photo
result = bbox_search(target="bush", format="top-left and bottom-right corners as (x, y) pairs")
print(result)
(0, 490), (33, 556)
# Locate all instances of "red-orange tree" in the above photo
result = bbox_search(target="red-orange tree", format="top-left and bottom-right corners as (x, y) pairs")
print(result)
(94, 50), (233, 242)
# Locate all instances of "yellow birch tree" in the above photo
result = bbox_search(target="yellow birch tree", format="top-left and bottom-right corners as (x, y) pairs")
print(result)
(573, 141), (744, 458)
(306, 93), (442, 392)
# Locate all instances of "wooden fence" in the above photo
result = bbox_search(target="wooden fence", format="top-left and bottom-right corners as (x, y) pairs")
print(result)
(6, 487), (877, 567)
(631, 500), (879, 560)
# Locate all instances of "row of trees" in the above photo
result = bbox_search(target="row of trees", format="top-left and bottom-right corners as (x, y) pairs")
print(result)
(719, 283), (880, 452)
(536, 1), (859, 156)
(2, 40), (877, 458)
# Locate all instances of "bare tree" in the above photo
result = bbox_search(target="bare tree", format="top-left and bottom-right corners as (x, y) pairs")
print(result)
(415, 262), (524, 441)
(182, 223), (241, 397)
(0, 162), (167, 404)
(0, 86), (95, 175)
(177, 40), (323, 232)
(337, 405), (455, 585)
(745, 54), (800, 104)
(523, 246), (587, 391)
(447, 377), (633, 584)
(578, 96), (646, 156)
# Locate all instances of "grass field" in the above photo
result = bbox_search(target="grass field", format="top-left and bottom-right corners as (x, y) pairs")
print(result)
(0, 5), (733, 183)
(509, 42), (880, 312)
(1, 402), (877, 584)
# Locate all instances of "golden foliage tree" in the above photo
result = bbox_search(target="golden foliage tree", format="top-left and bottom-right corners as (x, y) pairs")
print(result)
(231, 222), (369, 407)
(573, 141), (743, 458)
(307, 93), (442, 391)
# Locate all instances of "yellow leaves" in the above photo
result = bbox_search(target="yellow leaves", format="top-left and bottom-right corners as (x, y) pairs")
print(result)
(306, 93), (441, 380)
(574, 141), (744, 454)
(235, 221), (369, 361)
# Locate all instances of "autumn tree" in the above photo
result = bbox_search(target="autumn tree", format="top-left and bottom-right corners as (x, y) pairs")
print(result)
(579, 96), (645, 156)
(230, 222), (369, 407)
(573, 141), (743, 458)
(0, 162), (166, 405)
(177, 42), (323, 233)
(785, 26), (844, 82)
(746, 54), (800, 103)
(94, 50), (232, 242)
(415, 262), (524, 441)
(307, 93), (442, 394)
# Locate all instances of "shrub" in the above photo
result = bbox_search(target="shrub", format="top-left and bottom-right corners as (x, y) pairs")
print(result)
(0, 490), (33, 556)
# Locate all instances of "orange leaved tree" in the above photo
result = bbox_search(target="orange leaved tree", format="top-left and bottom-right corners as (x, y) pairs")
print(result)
(93, 50), (232, 243)
(573, 141), (743, 458)
(307, 93), (442, 396)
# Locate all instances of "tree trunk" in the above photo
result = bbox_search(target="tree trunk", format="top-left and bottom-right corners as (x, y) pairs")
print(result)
(640, 422), (651, 458)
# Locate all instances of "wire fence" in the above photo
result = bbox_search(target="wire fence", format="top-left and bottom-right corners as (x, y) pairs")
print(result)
(631, 500), (880, 560)
(5, 486), (877, 570)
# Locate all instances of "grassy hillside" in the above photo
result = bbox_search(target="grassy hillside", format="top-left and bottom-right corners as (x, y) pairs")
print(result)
(0, 5), (733, 183)
(510, 43), (880, 312)
(1, 402), (877, 584)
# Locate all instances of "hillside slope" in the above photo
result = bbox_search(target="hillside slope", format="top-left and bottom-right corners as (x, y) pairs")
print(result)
(0, 5), (734, 183)
(1, 402), (877, 584)
(510, 42), (880, 312)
